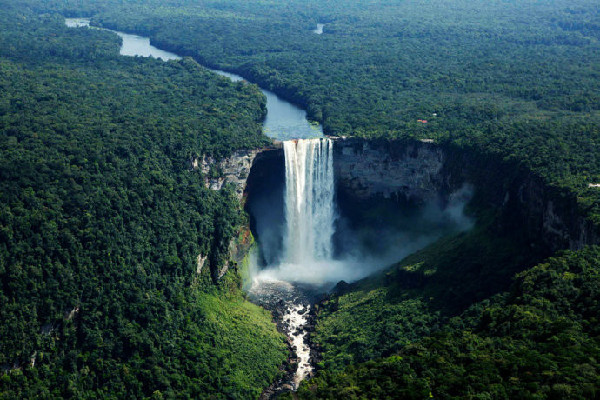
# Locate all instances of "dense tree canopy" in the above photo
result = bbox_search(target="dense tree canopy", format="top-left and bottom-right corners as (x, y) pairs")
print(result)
(294, 246), (600, 399)
(24, 0), (600, 223)
(0, 3), (284, 398)
(2, 0), (600, 398)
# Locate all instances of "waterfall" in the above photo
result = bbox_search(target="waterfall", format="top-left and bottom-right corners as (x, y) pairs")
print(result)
(283, 138), (335, 264)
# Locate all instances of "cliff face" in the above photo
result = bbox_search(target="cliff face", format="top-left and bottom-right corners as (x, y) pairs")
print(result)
(332, 138), (448, 204)
(193, 143), (284, 203)
(235, 137), (596, 278)
(191, 146), (282, 280)
(193, 149), (261, 201)
(189, 150), (259, 280)
(509, 174), (598, 251)
(328, 138), (598, 252)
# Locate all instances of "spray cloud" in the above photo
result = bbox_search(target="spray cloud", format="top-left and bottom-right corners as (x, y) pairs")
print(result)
(251, 139), (474, 287)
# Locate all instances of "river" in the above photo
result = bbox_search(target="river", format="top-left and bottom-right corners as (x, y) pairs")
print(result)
(66, 17), (320, 394)
(65, 18), (322, 142)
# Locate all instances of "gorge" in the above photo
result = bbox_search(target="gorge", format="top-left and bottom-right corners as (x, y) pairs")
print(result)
(65, 18), (331, 391)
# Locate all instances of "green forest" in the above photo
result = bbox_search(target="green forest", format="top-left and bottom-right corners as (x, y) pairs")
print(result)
(0, 2), (284, 398)
(293, 246), (600, 399)
(2, 0), (600, 398)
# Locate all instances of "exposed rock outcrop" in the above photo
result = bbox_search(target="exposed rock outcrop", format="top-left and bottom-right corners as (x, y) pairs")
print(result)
(332, 137), (446, 203)
(245, 137), (598, 254)
(64, 306), (80, 321)
(210, 227), (255, 282)
(192, 150), (260, 200)
(507, 173), (598, 251)
(191, 145), (285, 282)
(327, 137), (598, 251)
(192, 143), (284, 202)
(196, 254), (207, 274)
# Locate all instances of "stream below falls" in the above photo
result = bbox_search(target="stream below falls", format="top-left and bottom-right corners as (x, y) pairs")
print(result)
(247, 278), (323, 393)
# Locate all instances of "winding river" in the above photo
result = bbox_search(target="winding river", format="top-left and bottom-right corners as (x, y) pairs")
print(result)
(66, 17), (318, 394)
(65, 18), (322, 142)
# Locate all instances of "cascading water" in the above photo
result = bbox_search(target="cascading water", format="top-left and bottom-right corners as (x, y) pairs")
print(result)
(248, 138), (473, 395)
(249, 138), (335, 393)
(283, 138), (335, 264)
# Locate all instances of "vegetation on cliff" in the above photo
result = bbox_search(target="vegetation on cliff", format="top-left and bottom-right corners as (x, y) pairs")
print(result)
(0, 4), (284, 398)
(310, 219), (540, 372)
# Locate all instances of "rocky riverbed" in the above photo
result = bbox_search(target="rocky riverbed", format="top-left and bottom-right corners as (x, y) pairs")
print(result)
(248, 278), (323, 397)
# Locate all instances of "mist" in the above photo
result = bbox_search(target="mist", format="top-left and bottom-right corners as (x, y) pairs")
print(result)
(248, 180), (474, 287)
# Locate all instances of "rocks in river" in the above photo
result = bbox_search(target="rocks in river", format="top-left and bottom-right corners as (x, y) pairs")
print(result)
(248, 279), (317, 397)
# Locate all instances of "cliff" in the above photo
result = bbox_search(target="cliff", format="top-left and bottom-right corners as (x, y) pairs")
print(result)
(220, 137), (597, 283)
(191, 145), (283, 280)
(191, 150), (260, 200)
(330, 137), (598, 252)
(332, 137), (447, 203)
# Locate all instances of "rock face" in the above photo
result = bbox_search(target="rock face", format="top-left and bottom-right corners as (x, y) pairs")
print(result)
(333, 137), (447, 203)
(193, 149), (261, 201)
(242, 137), (597, 267)
(193, 143), (284, 202)
(330, 137), (598, 251)
(190, 146), (284, 281)
(507, 173), (598, 251)
(190, 150), (259, 280)
(196, 254), (207, 274)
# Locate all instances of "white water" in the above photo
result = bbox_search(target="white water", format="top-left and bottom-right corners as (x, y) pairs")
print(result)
(287, 303), (311, 387)
(249, 138), (336, 391)
(283, 138), (335, 264)
(277, 138), (335, 388)
(248, 277), (313, 390)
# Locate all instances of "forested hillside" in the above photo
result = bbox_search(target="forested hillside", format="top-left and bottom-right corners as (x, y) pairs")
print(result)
(293, 246), (600, 399)
(0, 3), (284, 398)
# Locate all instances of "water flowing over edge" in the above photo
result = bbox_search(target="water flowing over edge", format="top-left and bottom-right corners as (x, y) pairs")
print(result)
(279, 138), (335, 388)
(283, 138), (335, 265)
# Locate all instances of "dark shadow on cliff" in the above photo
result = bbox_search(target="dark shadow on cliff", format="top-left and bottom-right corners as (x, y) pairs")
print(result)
(244, 149), (286, 267)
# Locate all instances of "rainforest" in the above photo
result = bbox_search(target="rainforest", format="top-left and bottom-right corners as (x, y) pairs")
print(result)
(1, 0), (600, 399)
